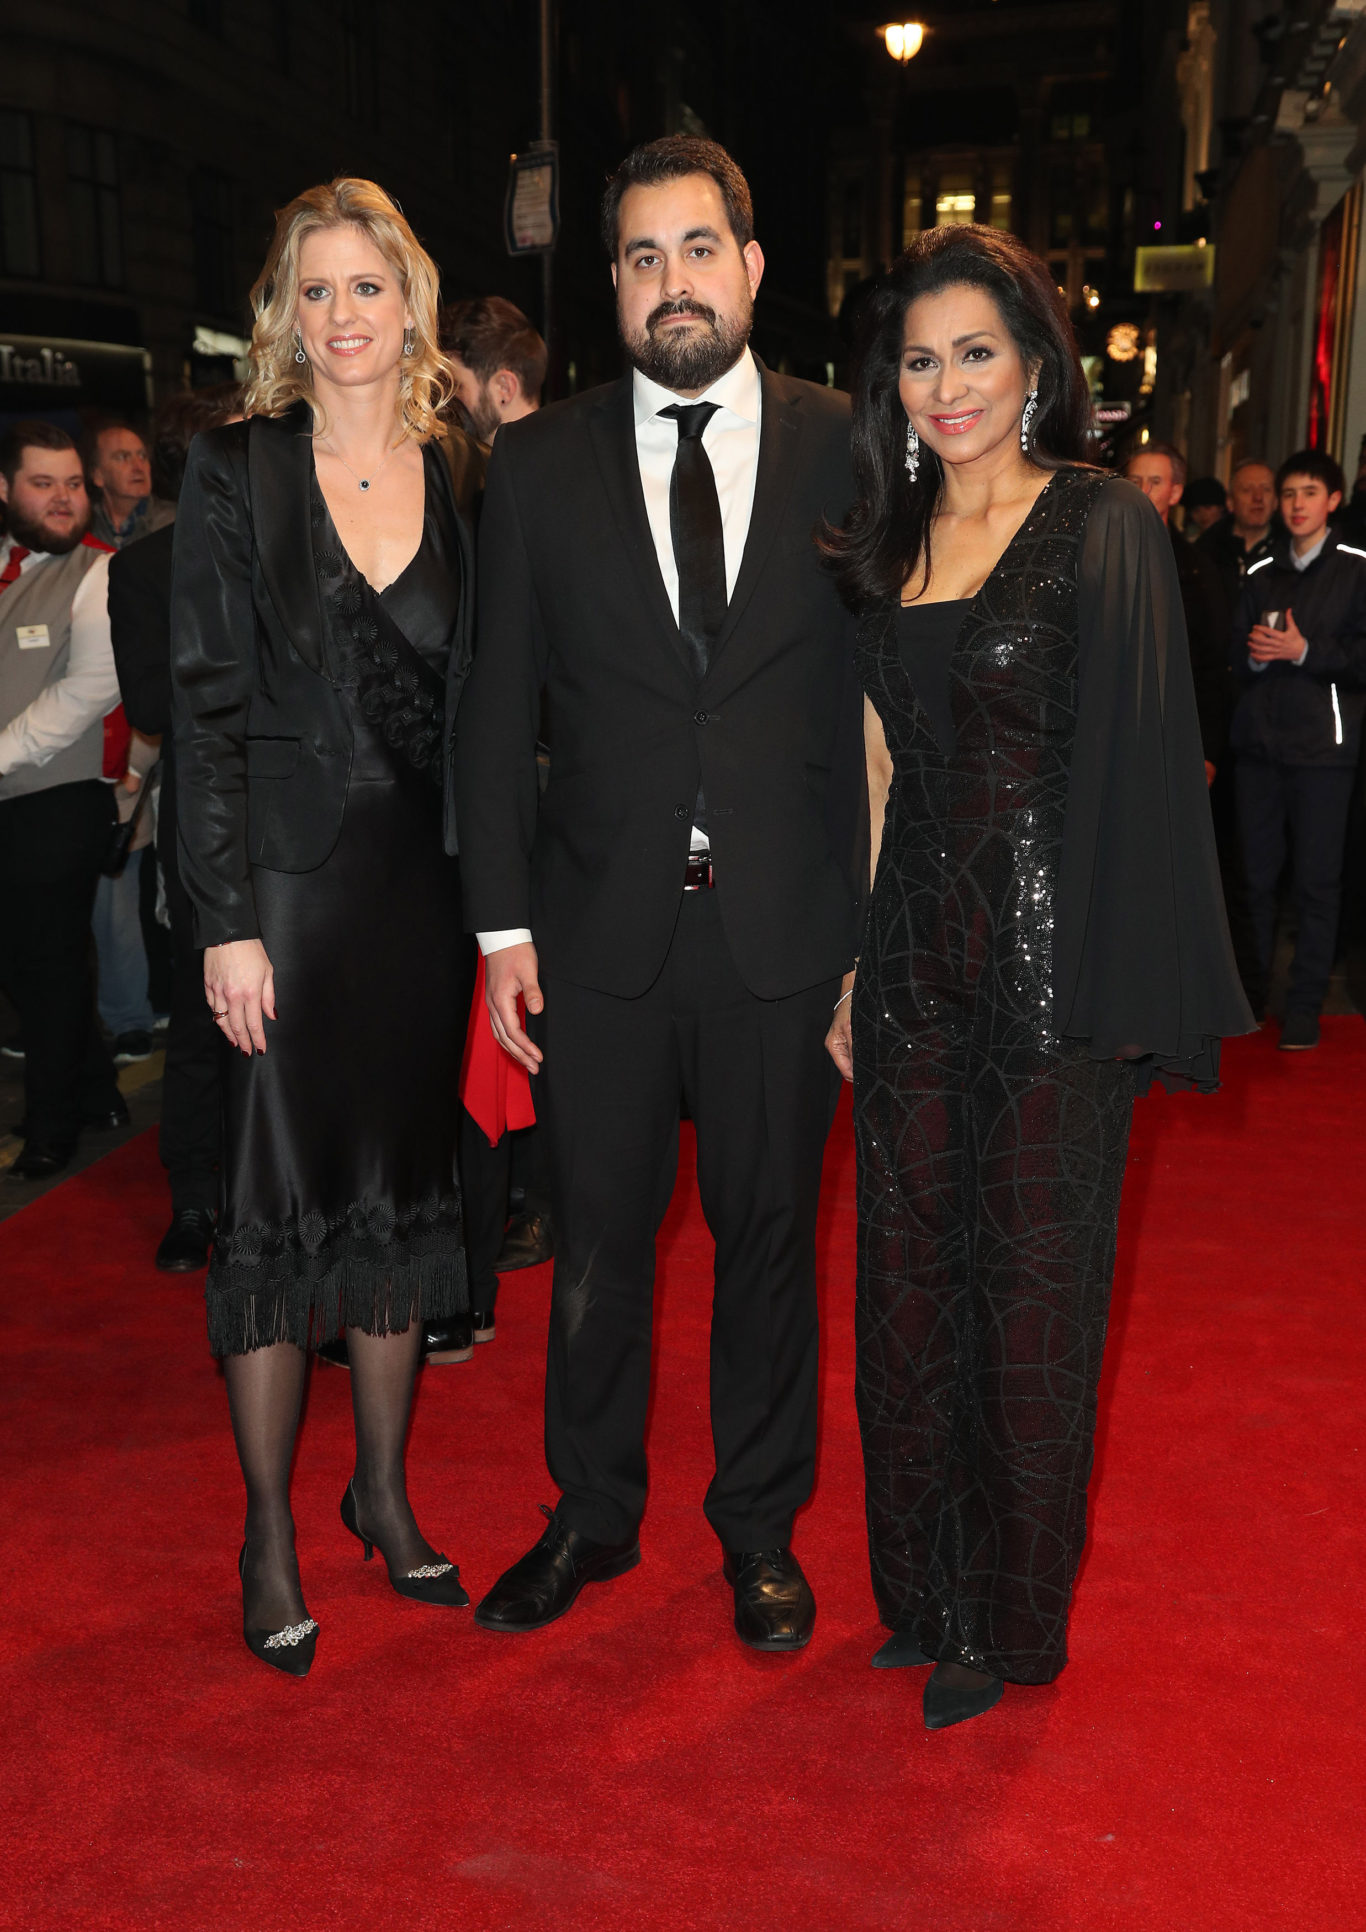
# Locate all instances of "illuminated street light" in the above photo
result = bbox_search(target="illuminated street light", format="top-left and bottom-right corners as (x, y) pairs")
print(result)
(879, 22), (926, 62)
(1083, 284), (1101, 310)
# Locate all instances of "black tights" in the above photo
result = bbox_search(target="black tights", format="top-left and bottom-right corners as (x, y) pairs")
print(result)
(225, 1323), (438, 1629)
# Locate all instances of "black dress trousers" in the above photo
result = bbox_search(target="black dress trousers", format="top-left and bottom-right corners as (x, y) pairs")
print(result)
(532, 888), (840, 1551)
(0, 779), (121, 1146)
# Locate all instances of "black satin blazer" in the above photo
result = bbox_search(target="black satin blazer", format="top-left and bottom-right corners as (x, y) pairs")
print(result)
(169, 408), (474, 949)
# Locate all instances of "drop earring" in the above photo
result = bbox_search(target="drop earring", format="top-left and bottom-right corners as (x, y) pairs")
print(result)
(904, 419), (920, 482)
(403, 327), (416, 357)
(294, 333), (307, 365)
(1020, 388), (1038, 452)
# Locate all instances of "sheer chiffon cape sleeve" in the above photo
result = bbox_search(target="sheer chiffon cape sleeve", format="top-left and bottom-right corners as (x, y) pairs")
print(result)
(1055, 477), (1255, 1092)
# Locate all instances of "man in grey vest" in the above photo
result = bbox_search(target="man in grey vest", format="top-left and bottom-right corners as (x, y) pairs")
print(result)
(0, 420), (126, 1180)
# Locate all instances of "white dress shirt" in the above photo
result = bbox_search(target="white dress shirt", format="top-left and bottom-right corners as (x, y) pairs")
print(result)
(0, 535), (119, 780)
(478, 348), (764, 957)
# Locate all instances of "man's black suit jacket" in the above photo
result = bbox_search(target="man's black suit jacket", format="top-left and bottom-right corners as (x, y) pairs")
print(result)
(454, 362), (864, 1003)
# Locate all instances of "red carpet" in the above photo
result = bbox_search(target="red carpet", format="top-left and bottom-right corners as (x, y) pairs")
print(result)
(3, 1025), (1365, 1931)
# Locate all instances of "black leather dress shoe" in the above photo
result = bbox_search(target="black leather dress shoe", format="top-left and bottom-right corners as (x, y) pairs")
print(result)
(722, 1547), (816, 1651)
(496, 1212), (554, 1271)
(155, 1206), (216, 1272)
(471, 1308), (496, 1342)
(474, 1508), (640, 1632)
(423, 1315), (473, 1363)
(7, 1140), (75, 1182)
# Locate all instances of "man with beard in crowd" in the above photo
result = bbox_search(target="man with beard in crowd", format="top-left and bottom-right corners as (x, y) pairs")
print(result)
(457, 137), (863, 1651)
(442, 297), (546, 448)
(0, 421), (125, 1180)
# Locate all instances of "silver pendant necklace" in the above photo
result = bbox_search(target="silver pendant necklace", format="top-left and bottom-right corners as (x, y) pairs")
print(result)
(317, 439), (396, 494)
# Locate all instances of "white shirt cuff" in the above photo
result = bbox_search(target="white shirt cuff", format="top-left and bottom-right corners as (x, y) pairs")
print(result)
(477, 928), (534, 955)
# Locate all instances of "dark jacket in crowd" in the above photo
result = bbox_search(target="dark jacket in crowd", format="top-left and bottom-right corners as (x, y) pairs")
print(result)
(1169, 525), (1232, 765)
(1231, 530), (1366, 768)
(1198, 515), (1276, 616)
(108, 523), (175, 738)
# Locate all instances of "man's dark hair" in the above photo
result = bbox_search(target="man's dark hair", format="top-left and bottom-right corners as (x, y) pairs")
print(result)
(1276, 448), (1346, 498)
(1128, 440), (1187, 487)
(1183, 475), (1228, 512)
(151, 383), (243, 499)
(439, 297), (547, 403)
(1, 419), (79, 487)
(600, 135), (754, 258)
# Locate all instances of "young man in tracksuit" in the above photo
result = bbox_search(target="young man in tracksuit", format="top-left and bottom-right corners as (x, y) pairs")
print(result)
(1232, 449), (1366, 1048)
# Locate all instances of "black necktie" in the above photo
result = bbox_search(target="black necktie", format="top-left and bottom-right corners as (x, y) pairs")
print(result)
(660, 402), (727, 681)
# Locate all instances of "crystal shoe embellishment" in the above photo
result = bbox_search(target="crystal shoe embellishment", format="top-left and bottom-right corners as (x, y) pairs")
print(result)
(403, 1562), (454, 1580)
(262, 1617), (318, 1649)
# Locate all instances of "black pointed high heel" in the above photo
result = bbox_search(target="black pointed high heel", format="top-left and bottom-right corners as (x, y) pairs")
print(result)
(871, 1630), (931, 1669)
(923, 1662), (1003, 1730)
(238, 1546), (318, 1677)
(339, 1480), (470, 1607)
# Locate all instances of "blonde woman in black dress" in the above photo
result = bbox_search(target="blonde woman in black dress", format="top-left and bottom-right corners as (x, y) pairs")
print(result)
(823, 226), (1250, 1728)
(172, 180), (474, 1674)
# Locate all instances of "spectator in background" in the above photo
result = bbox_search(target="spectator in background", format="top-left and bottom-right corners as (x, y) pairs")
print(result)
(1182, 475), (1229, 536)
(1231, 450), (1366, 1049)
(1124, 441), (1230, 782)
(0, 421), (126, 1180)
(1199, 459), (1277, 608)
(440, 296), (545, 446)
(108, 383), (241, 1269)
(86, 421), (176, 552)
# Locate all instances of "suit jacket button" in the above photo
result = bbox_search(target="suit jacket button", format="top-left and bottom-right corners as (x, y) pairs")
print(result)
(674, 804), (689, 818)
(693, 709), (709, 725)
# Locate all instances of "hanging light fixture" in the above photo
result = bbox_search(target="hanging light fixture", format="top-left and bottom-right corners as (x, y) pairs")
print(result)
(879, 22), (926, 63)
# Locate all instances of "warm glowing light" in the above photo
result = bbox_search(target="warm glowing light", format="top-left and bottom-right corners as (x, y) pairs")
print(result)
(1083, 284), (1101, 310)
(879, 22), (926, 62)
(1107, 322), (1141, 363)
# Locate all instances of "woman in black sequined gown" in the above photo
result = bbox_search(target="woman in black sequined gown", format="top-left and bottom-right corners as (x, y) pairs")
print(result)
(171, 182), (475, 1673)
(822, 227), (1250, 1728)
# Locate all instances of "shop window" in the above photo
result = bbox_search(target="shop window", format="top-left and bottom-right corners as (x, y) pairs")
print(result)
(989, 160), (1013, 232)
(935, 171), (975, 227)
(1048, 165), (1074, 248)
(1050, 112), (1091, 142)
(67, 125), (123, 289)
(190, 167), (235, 318)
(0, 110), (41, 279)
(902, 168), (922, 247)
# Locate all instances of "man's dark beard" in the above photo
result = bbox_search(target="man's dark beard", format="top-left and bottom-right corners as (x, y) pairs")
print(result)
(622, 297), (753, 392)
(3, 502), (89, 556)
(465, 382), (503, 447)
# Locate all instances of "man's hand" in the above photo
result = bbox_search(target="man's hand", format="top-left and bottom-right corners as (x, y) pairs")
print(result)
(204, 938), (275, 1056)
(824, 970), (856, 1083)
(1248, 609), (1308, 664)
(485, 940), (544, 1074)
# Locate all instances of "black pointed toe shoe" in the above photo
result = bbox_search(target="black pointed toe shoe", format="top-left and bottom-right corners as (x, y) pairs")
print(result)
(722, 1547), (816, 1651)
(339, 1481), (469, 1607)
(238, 1548), (317, 1678)
(474, 1506), (640, 1632)
(155, 1205), (216, 1272)
(923, 1663), (1004, 1730)
(871, 1631), (931, 1669)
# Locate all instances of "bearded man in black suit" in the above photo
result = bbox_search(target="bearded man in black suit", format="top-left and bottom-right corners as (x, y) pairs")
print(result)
(456, 137), (863, 1650)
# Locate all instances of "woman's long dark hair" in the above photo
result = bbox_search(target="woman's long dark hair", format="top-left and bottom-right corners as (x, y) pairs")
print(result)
(819, 225), (1095, 609)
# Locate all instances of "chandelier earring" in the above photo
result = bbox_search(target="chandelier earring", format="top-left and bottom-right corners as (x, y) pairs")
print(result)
(403, 327), (416, 357)
(1020, 387), (1039, 452)
(293, 332), (307, 366)
(904, 419), (920, 483)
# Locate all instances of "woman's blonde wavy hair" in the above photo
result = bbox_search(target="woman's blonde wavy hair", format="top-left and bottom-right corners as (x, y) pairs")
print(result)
(244, 177), (452, 442)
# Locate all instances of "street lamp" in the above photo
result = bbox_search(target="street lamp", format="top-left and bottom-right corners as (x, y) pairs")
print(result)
(879, 22), (926, 62)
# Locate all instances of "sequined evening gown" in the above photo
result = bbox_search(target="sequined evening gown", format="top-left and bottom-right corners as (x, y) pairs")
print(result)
(851, 465), (1134, 1686)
